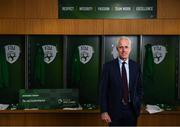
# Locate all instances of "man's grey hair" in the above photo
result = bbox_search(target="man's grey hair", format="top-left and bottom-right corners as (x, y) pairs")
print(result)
(116, 36), (132, 48)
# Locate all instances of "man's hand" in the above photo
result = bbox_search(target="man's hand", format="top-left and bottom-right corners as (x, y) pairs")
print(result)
(101, 112), (112, 124)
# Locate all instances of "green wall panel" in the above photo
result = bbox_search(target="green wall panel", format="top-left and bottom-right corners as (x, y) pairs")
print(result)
(29, 35), (63, 89)
(0, 35), (25, 103)
(66, 36), (100, 104)
(142, 36), (179, 104)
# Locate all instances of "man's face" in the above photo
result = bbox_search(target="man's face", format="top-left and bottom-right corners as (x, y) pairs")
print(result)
(117, 38), (131, 61)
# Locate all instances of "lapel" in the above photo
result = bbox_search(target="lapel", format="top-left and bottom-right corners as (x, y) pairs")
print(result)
(113, 58), (123, 87)
(129, 60), (134, 92)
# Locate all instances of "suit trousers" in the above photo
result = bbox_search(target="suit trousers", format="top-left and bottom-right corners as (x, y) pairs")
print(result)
(109, 102), (137, 126)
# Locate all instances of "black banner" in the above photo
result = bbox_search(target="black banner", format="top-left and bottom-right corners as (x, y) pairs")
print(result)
(59, 0), (157, 19)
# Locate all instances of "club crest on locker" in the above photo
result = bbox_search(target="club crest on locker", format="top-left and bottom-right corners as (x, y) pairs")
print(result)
(5, 45), (21, 64)
(42, 45), (57, 64)
(152, 45), (167, 64)
(78, 45), (94, 64)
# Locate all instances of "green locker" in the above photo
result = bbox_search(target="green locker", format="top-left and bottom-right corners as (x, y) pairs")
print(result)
(66, 36), (100, 105)
(142, 36), (179, 104)
(0, 35), (25, 103)
(29, 35), (63, 89)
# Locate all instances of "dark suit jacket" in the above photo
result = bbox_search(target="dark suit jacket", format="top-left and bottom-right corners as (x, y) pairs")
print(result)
(100, 58), (143, 117)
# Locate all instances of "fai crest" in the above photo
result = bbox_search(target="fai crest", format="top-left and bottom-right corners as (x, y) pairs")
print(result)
(78, 45), (94, 64)
(42, 45), (57, 64)
(5, 45), (21, 64)
(152, 45), (167, 64)
(111, 44), (118, 59)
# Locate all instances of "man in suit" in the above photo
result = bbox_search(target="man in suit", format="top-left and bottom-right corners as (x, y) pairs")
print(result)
(100, 36), (143, 126)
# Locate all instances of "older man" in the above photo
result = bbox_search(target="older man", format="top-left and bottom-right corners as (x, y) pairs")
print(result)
(100, 36), (143, 126)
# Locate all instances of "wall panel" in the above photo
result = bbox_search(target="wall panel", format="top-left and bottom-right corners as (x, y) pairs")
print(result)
(103, 19), (180, 35)
(0, 0), (25, 18)
(158, 0), (180, 19)
(0, 0), (180, 35)
(58, 20), (104, 35)
(1, 110), (180, 126)
(0, 19), (25, 34)
(25, 0), (58, 19)
(25, 19), (59, 34)
(25, 19), (104, 34)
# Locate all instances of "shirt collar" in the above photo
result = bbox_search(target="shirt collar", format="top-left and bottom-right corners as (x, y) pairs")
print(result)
(118, 57), (129, 65)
